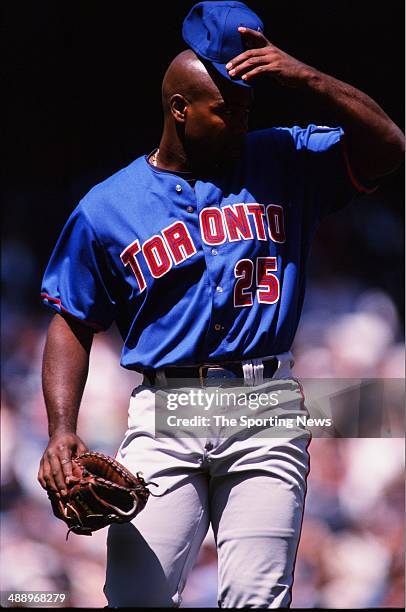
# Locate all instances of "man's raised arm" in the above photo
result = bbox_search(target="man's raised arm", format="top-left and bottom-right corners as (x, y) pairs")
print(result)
(226, 26), (405, 183)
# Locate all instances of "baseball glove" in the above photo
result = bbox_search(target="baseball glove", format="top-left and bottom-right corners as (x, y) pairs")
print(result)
(47, 451), (157, 539)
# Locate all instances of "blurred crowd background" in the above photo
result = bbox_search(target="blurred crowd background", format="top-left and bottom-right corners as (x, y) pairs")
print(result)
(3, 0), (404, 608)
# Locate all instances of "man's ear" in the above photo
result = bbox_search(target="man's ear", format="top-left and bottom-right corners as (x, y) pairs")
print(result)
(170, 94), (189, 123)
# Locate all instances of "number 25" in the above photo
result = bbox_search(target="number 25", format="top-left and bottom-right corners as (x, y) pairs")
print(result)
(234, 257), (279, 307)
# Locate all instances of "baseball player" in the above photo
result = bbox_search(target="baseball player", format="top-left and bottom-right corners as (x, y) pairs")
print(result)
(37, 1), (404, 608)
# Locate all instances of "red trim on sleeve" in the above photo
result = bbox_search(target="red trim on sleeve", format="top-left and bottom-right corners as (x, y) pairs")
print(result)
(40, 293), (105, 331)
(340, 135), (379, 194)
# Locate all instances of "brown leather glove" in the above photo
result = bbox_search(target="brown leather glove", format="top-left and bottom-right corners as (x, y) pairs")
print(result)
(47, 451), (156, 539)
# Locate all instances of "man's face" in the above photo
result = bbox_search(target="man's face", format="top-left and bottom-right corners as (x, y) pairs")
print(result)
(183, 76), (253, 167)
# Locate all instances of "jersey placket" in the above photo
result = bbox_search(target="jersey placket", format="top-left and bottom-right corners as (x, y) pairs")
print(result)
(194, 180), (230, 353)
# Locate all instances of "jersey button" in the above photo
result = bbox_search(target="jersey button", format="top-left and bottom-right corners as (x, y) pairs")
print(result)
(211, 248), (218, 256)
(216, 286), (223, 293)
(186, 205), (194, 213)
(175, 184), (182, 193)
(214, 324), (222, 331)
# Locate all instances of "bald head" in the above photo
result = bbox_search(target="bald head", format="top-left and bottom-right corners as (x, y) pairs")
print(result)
(159, 49), (253, 170)
(161, 50), (218, 115)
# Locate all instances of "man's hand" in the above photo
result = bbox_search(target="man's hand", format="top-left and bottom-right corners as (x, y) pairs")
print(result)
(226, 27), (316, 87)
(38, 431), (88, 498)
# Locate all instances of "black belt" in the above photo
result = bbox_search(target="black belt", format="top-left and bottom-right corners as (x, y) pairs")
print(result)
(144, 358), (278, 386)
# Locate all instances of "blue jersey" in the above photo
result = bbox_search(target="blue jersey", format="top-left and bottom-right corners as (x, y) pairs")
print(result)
(41, 124), (370, 370)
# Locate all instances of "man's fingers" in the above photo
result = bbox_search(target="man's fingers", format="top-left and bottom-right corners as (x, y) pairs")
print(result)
(48, 453), (68, 495)
(226, 47), (266, 71)
(238, 26), (270, 49)
(37, 458), (47, 490)
(228, 56), (269, 79)
(60, 456), (73, 479)
(56, 443), (73, 479)
(240, 65), (269, 82)
(41, 457), (60, 496)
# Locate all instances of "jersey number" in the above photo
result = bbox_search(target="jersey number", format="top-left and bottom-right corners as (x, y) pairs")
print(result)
(234, 257), (279, 307)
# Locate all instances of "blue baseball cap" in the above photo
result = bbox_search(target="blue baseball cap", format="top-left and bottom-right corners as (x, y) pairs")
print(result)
(182, 1), (264, 88)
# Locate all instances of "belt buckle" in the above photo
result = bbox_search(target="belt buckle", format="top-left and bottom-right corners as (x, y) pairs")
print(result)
(199, 364), (231, 387)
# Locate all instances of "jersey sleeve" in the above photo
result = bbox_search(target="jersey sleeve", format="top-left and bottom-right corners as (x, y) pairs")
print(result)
(40, 204), (116, 331)
(287, 124), (378, 221)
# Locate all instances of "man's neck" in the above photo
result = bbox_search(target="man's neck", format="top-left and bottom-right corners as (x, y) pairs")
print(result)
(154, 125), (192, 173)
(155, 145), (192, 173)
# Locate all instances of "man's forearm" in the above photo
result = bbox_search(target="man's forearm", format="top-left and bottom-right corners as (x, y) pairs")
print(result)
(42, 314), (94, 437)
(303, 69), (405, 180)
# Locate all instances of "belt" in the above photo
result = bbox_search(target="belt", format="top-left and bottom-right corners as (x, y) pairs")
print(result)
(143, 357), (278, 387)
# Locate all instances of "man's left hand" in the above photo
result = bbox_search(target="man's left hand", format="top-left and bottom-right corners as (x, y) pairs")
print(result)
(227, 27), (317, 88)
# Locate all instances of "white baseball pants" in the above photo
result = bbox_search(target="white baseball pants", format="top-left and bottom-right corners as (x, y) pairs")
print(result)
(104, 352), (310, 608)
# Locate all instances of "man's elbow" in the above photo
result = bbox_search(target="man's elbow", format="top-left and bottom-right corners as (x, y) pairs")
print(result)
(382, 124), (405, 174)
(359, 125), (405, 182)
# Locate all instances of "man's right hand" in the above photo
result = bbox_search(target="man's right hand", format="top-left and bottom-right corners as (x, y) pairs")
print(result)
(38, 432), (88, 498)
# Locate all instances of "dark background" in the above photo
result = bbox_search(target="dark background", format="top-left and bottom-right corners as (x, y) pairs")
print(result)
(3, 0), (405, 316)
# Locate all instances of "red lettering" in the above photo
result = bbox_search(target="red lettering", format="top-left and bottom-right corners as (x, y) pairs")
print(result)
(200, 208), (226, 245)
(224, 204), (253, 241)
(256, 257), (279, 304)
(162, 221), (197, 264)
(246, 204), (267, 240)
(120, 239), (146, 292)
(234, 259), (254, 307)
(142, 235), (172, 278)
(266, 204), (286, 243)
